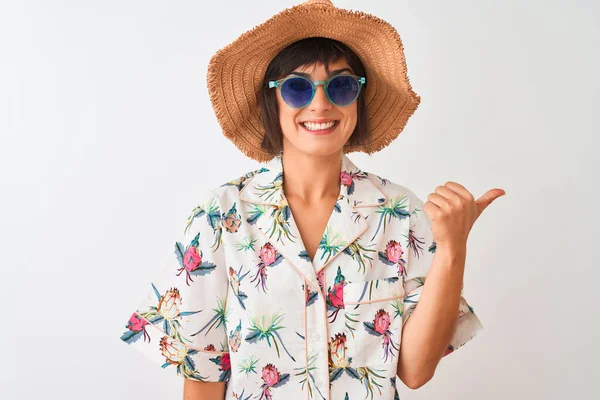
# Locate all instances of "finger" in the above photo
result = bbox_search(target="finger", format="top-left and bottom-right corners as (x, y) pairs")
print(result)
(444, 181), (474, 201)
(427, 192), (451, 211)
(423, 200), (441, 219)
(475, 189), (506, 216)
(435, 185), (464, 206)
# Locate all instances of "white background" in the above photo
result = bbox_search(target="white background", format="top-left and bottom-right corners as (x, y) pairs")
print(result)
(1, 0), (598, 399)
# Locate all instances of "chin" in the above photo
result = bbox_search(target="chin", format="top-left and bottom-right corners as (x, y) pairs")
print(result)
(287, 140), (347, 158)
(282, 126), (353, 157)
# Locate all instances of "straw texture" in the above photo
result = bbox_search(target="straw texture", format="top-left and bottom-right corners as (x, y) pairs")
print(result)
(206, 0), (421, 162)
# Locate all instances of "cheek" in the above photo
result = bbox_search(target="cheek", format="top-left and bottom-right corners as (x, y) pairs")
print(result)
(347, 103), (358, 123)
(340, 107), (358, 135)
(277, 100), (301, 133)
(279, 108), (299, 133)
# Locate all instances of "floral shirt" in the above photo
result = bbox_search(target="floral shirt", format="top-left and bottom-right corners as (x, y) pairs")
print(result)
(120, 152), (483, 400)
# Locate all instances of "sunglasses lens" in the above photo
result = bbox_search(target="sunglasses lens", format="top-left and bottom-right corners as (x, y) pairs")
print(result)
(280, 77), (313, 108)
(327, 75), (360, 106)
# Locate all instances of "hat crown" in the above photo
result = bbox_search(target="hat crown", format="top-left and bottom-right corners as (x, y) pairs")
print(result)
(304, 0), (334, 6)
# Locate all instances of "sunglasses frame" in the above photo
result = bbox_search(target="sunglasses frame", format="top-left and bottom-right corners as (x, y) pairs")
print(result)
(268, 74), (366, 109)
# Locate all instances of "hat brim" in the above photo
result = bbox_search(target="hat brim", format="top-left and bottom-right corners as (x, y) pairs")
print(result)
(206, 1), (420, 162)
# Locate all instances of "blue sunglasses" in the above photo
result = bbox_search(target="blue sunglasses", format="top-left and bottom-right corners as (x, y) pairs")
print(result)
(268, 74), (366, 109)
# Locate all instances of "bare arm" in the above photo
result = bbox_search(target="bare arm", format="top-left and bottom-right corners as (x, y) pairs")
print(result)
(396, 245), (466, 389)
(397, 182), (502, 389)
(183, 379), (226, 400)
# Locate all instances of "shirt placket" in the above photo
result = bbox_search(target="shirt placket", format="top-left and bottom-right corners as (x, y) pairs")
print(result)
(304, 279), (331, 400)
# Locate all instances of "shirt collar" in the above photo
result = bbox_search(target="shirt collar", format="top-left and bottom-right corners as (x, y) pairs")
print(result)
(238, 151), (387, 208)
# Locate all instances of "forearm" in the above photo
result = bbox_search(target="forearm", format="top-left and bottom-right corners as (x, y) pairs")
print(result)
(397, 244), (466, 388)
(183, 379), (226, 399)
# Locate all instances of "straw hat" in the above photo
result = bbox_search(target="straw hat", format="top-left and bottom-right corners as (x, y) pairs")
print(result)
(206, 0), (420, 162)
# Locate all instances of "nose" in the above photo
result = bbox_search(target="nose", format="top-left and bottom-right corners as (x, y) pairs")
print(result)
(308, 83), (332, 111)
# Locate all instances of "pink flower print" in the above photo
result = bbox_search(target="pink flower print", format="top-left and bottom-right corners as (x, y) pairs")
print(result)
(175, 235), (216, 285)
(340, 171), (353, 186)
(209, 352), (232, 382)
(363, 309), (399, 362)
(159, 336), (188, 365)
(340, 170), (367, 195)
(220, 352), (231, 371)
(378, 240), (407, 276)
(385, 241), (403, 263)
(326, 267), (345, 322)
(262, 363), (280, 387)
(184, 246), (202, 271)
(177, 245), (203, 285)
(259, 243), (277, 265)
(127, 313), (148, 332)
(259, 364), (290, 400)
(328, 281), (344, 309)
(157, 288), (182, 320)
(251, 243), (282, 292)
(123, 313), (151, 343)
(373, 309), (391, 334)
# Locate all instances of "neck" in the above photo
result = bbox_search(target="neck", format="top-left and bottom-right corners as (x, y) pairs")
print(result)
(280, 147), (342, 203)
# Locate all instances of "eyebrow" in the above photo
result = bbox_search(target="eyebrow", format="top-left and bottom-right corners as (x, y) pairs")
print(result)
(289, 67), (354, 78)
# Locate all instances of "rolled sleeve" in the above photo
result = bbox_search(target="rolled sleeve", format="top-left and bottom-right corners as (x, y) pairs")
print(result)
(119, 189), (231, 381)
(401, 192), (484, 357)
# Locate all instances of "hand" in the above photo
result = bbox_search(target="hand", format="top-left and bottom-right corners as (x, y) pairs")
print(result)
(423, 182), (506, 250)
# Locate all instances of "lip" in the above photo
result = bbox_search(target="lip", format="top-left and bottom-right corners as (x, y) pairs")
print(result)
(299, 120), (339, 136)
(301, 119), (338, 123)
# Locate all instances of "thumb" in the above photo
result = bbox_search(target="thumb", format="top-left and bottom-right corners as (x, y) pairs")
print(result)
(475, 189), (506, 218)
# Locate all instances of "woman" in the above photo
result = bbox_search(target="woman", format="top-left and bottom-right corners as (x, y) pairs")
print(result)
(119, 1), (505, 399)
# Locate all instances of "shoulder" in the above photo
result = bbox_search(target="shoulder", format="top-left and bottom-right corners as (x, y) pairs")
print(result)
(195, 165), (269, 206)
(179, 167), (267, 236)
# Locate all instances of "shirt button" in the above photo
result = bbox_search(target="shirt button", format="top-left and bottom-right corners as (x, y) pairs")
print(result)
(312, 332), (321, 341)
(315, 378), (323, 387)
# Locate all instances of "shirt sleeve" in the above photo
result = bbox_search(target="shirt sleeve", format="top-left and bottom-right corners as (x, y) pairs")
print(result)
(119, 189), (231, 382)
(401, 191), (484, 357)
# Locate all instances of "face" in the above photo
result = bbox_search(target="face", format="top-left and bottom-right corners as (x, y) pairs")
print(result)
(276, 59), (358, 158)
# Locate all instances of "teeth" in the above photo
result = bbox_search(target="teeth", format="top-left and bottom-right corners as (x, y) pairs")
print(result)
(302, 121), (337, 131)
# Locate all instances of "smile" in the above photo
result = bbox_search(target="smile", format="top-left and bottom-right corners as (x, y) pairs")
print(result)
(299, 120), (340, 135)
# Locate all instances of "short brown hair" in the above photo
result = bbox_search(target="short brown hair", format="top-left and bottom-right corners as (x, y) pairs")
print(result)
(259, 37), (372, 156)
